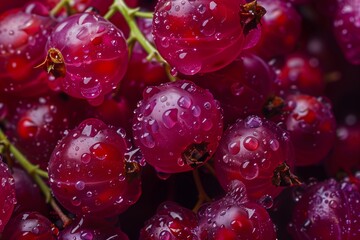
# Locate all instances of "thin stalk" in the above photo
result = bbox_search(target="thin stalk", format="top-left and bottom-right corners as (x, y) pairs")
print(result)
(50, 0), (70, 17)
(192, 169), (211, 212)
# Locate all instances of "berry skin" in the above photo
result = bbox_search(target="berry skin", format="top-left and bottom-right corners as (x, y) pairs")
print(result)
(1, 211), (56, 240)
(189, 52), (275, 127)
(254, 0), (301, 60)
(0, 161), (16, 233)
(214, 115), (296, 201)
(43, 11), (128, 105)
(198, 180), (276, 240)
(48, 118), (141, 218)
(132, 80), (223, 173)
(139, 201), (199, 240)
(289, 179), (360, 240)
(0, 2), (54, 97)
(58, 217), (129, 240)
(333, 0), (360, 65)
(152, 0), (265, 75)
(282, 94), (337, 166)
(5, 94), (70, 170)
(271, 53), (325, 97)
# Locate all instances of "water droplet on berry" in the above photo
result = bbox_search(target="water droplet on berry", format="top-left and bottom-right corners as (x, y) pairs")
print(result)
(245, 116), (262, 128)
(269, 139), (280, 151)
(80, 231), (94, 240)
(259, 195), (274, 209)
(228, 140), (240, 155)
(178, 96), (192, 109)
(191, 105), (201, 117)
(159, 230), (171, 240)
(75, 181), (85, 190)
(162, 109), (178, 129)
(81, 153), (91, 163)
(240, 161), (259, 180)
(140, 132), (155, 148)
(243, 136), (259, 151)
(71, 196), (81, 206)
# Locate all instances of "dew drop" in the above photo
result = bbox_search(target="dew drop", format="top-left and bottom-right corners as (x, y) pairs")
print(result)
(140, 132), (155, 148)
(75, 181), (85, 190)
(178, 96), (192, 109)
(243, 136), (259, 151)
(269, 139), (280, 151)
(162, 109), (178, 129)
(228, 140), (240, 155)
(240, 161), (259, 180)
(71, 196), (81, 206)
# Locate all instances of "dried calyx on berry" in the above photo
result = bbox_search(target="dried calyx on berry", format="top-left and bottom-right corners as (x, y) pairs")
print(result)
(37, 48), (66, 78)
(239, 0), (266, 35)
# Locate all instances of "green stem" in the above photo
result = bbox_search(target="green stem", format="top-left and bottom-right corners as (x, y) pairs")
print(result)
(134, 11), (154, 18)
(50, 0), (70, 17)
(0, 130), (48, 179)
(105, 0), (166, 64)
(0, 129), (71, 227)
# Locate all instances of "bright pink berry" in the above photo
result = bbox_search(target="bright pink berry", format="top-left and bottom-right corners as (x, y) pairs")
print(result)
(198, 180), (276, 240)
(0, 2), (54, 97)
(214, 115), (296, 201)
(48, 118), (141, 218)
(152, 0), (265, 75)
(43, 12), (128, 105)
(0, 161), (16, 233)
(133, 80), (223, 173)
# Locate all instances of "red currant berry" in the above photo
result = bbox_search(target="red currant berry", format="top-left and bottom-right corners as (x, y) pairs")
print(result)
(139, 201), (199, 239)
(48, 118), (141, 218)
(253, 0), (301, 60)
(189, 52), (275, 126)
(198, 180), (277, 240)
(5, 94), (70, 170)
(214, 115), (296, 201)
(333, 0), (360, 65)
(0, 2), (54, 97)
(43, 12), (128, 105)
(282, 94), (336, 166)
(133, 80), (223, 173)
(2, 211), (56, 239)
(0, 161), (16, 232)
(152, 0), (265, 75)
(289, 179), (360, 239)
(58, 217), (129, 240)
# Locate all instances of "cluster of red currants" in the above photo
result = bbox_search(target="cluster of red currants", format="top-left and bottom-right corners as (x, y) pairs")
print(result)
(0, 0), (359, 239)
